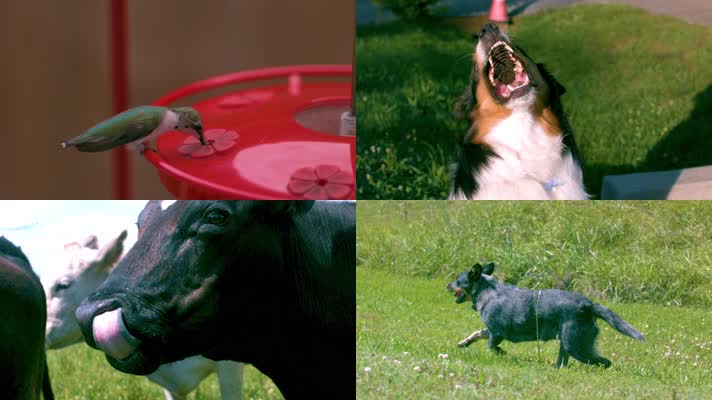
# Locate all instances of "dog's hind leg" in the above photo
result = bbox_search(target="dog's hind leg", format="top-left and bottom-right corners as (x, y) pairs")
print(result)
(566, 348), (611, 368)
(561, 321), (611, 368)
(458, 329), (490, 348)
(556, 341), (569, 368)
(488, 335), (506, 355)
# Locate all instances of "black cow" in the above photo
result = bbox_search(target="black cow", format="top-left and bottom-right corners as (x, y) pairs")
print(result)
(76, 201), (355, 398)
(0, 237), (54, 400)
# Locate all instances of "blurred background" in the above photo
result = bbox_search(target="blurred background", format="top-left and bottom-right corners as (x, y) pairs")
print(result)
(0, 200), (142, 277)
(0, 0), (354, 199)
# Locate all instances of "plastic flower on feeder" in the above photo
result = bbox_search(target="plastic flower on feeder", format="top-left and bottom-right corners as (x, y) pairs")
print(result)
(178, 129), (239, 158)
(287, 165), (354, 200)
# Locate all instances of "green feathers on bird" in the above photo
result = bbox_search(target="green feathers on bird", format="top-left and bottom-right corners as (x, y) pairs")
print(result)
(62, 106), (205, 152)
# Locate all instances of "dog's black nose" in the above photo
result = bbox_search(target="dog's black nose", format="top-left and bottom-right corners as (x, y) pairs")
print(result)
(480, 23), (500, 37)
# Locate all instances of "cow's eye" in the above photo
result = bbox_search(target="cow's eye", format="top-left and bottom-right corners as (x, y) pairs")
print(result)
(54, 280), (72, 293)
(205, 210), (228, 225)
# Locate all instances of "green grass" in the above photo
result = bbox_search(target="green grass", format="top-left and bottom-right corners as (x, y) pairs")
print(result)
(357, 269), (711, 399)
(357, 201), (712, 397)
(357, 201), (712, 306)
(356, 4), (712, 199)
(47, 345), (281, 399)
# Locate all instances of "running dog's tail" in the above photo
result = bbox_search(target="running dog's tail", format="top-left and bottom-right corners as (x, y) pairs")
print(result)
(592, 304), (645, 341)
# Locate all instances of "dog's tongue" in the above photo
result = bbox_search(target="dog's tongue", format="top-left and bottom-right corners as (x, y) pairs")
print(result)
(92, 308), (140, 360)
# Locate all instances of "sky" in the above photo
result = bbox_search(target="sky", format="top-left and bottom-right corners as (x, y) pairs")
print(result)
(0, 201), (147, 280)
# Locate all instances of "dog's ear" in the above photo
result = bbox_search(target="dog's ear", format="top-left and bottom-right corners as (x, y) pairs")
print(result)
(468, 263), (483, 281)
(537, 63), (566, 97)
(454, 65), (478, 119)
(482, 262), (495, 275)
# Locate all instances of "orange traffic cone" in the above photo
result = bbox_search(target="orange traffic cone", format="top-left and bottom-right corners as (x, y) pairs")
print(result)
(488, 0), (509, 23)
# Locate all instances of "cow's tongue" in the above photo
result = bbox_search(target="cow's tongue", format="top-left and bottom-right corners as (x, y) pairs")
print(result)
(92, 308), (140, 360)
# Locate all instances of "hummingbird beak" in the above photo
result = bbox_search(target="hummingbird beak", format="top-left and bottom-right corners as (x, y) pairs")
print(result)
(196, 125), (206, 145)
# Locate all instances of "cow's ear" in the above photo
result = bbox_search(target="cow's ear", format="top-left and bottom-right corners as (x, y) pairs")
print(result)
(482, 262), (495, 275)
(261, 201), (315, 216)
(137, 201), (163, 231)
(80, 235), (99, 250)
(468, 263), (483, 280)
(94, 230), (127, 272)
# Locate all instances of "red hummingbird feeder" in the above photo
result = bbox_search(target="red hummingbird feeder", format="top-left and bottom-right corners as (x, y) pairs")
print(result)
(143, 65), (355, 200)
(108, 0), (354, 200)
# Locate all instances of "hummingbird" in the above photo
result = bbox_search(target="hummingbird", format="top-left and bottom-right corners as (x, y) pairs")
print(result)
(61, 106), (206, 153)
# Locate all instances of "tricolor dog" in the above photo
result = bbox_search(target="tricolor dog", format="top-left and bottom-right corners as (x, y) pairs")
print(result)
(449, 24), (587, 200)
(446, 263), (645, 368)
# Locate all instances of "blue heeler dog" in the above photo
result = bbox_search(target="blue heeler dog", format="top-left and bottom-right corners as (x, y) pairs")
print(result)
(446, 262), (645, 368)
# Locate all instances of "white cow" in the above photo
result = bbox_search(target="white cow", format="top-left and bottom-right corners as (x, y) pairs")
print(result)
(43, 230), (244, 400)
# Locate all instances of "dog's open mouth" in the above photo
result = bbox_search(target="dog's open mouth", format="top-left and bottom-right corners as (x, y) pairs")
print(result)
(452, 287), (469, 303)
(487, 41), (530, 100)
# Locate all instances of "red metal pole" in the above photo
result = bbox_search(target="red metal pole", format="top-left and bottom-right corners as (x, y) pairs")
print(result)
(352, 22), (355, 117)
(109, 0), (131, 199)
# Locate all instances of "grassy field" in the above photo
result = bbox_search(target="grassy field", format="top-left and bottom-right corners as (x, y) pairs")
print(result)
(357, 201), (712, 306)
(356, 4), (712, 199)
(47, 345), (281, 400)
(357, 269), (711, 399)
(356, 201), (712, 398)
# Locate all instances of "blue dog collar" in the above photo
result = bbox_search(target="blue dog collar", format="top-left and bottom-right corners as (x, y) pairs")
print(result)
(544, 180), (564, 192)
